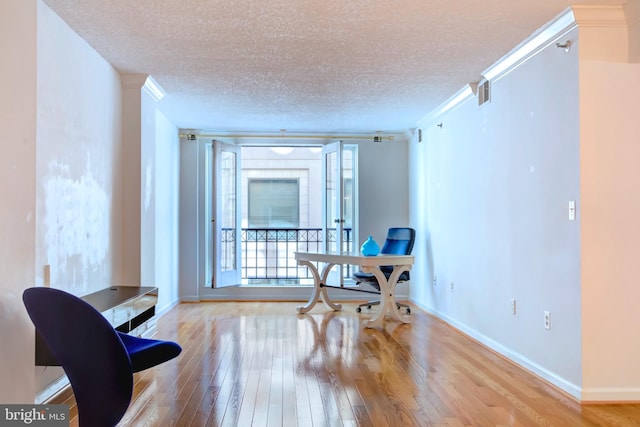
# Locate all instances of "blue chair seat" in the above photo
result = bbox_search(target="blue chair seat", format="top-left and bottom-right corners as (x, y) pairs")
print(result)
(117, 331), (182, 372)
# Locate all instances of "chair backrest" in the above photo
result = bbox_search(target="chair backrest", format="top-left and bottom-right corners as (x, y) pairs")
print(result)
(379, 227), (415, 279)
(23, 287), (133, 427)
(380, 227), (415, 256)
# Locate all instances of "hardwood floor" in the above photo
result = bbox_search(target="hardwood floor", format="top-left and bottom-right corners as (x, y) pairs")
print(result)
(53, 302), (640, 426)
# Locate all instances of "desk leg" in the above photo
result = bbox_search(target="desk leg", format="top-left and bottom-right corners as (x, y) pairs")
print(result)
(362, 265), (411, 328)
(297, 261), (343, 314)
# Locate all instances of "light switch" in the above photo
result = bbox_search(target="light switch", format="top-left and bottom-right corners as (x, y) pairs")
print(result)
(568, 201), (576, 221)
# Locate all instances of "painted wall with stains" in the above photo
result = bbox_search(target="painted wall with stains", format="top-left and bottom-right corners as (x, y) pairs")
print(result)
(32, 1), (124, 392)
(35, 2), (122, 294)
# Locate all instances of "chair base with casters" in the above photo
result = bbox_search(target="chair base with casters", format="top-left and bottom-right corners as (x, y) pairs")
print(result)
(356, 298), (411, 314)
(22, 287), (182, 427)
(353, 271), (412, 314)
(353, 227), (416, 316)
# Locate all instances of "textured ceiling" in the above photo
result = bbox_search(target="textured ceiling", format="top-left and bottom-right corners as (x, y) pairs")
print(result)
(42, 0), (629, 134)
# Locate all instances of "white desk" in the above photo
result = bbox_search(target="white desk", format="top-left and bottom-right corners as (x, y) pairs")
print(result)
(294, 251), (414, 328)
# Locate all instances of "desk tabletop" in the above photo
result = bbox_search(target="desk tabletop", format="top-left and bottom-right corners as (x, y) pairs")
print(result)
(81, 286), (158, 313)
(294, 251), (414, 266)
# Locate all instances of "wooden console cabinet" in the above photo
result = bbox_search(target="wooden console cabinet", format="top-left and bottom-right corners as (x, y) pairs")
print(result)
(35, 286), (158, 366)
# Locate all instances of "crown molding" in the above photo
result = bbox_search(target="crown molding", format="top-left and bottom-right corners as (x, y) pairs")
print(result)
(142, 76), (165, 102)
(572, 5), (628, 28)
(419, 8), (577, 126)
(482, 8), (577, 82)
(418, 85), (475, 126)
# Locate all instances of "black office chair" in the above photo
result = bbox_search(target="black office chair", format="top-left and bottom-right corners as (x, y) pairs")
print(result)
(354, 227), (416, 314)
(22, 287), (182, 427)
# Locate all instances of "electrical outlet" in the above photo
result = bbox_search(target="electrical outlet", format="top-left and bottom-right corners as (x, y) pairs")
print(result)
(44, 265), (51, 287)
(450, 282), (454, 292)
(510, 299), (516, 315)
(544, 311), (551, 330)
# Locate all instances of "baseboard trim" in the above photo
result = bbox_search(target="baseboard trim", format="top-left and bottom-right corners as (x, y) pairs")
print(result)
(581, 388), (640, 403)
(156, 299), (180, 317)
(35, 375), (69, 405)
(410, 300), (583, 401)
(186, 284), (409, 303)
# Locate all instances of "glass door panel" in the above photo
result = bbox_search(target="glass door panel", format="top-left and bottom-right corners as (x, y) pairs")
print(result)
(213, 140), (241, 287)
(322, 141), (358, 285)
(324, 148), (339, 253)
(342, 146), (356, 254)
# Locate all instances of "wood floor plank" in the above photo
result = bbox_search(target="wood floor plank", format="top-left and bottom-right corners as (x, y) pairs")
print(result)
(48, 301), (640, 426)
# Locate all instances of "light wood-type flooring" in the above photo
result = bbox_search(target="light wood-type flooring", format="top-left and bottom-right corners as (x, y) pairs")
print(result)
(52, 302), (640, 426)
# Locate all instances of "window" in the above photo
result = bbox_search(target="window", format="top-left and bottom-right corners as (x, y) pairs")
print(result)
(248, 179), (299, 228)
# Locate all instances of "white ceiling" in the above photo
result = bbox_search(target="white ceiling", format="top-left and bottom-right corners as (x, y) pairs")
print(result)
(42, 0), (629, 135)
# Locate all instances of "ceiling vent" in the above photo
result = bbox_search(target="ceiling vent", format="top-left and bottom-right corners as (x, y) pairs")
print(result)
(478, 79), (490, 106)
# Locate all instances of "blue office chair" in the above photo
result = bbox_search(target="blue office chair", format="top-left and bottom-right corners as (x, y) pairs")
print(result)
(354, 227), (416, 314)
(22, 287), (182, 427)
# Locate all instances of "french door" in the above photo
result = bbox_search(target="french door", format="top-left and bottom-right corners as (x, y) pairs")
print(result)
(212, 140), (241, 287)
(322, 141), (358, 285)
(208, 141), (357, 287)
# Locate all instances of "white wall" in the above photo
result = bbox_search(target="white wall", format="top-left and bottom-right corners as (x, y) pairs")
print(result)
(411, 6), (640, 401)
(357, 139), (410, 244)
(578, 6), (640, 400)
(412, 23), (584, 396)
(153, 111), (180, 311)
(121, 76), (144, 286)
(408, 132), (429, 307)
(581, 60), (640, 401)
(141, 91), (157, 289)
(134, 77), (181, 313)
(179, 138), (201, 301)
(0, 0), (38, 405)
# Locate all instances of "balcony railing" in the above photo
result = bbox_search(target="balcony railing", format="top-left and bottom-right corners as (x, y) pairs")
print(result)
(222, 228), (353, 281)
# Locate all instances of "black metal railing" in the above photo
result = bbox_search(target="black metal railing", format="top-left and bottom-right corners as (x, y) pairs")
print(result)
(221, 228), (352, 280)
